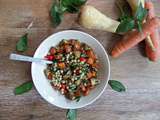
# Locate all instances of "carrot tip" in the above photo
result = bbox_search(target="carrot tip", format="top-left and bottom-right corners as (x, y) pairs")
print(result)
(111, 50), (119, 58)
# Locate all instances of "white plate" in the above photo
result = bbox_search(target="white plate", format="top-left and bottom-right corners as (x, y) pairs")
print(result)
(31, 30), (110, 109)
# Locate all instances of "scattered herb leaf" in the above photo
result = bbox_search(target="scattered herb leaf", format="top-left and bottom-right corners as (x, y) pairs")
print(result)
(14, 81), (33, 95)
(50, 3), (63, 27)
(66, 109), (77, 120)
(108, 80), (126, 92)
(62, 0), (87, 13)
(16, 33), (28, 52)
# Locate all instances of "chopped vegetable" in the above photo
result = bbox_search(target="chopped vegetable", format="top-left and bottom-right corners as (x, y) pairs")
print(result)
(44, 39), (99, 101)
(87, 58), (94, 65)
(50, 47), (56, 55)
(58, 62), (66, 69)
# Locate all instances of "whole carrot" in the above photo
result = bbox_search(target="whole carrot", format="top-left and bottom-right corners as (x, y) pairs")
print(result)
(111, 18), (160, 58)
(145, 2), (160, 61)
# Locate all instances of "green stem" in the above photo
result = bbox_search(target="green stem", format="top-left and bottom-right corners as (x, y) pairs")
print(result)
(116, 0), (124, 15)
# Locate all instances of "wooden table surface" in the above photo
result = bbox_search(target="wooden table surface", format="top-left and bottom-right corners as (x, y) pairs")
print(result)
(0, 0), (160, 120)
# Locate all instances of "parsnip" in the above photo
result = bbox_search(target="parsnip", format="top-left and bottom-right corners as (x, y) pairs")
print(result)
(127, 0), (144, 14)
(127, 0), (155, 51)
(79, 5), (120, 33)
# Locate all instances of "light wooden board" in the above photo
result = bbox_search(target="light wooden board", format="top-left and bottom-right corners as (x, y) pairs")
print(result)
(0, 0), (160, 120)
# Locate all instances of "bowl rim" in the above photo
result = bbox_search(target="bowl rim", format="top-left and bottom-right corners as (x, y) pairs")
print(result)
(31, 30), (110, 109)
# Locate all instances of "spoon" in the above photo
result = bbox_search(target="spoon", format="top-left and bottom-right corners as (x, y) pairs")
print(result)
(9, 53), (52, 64)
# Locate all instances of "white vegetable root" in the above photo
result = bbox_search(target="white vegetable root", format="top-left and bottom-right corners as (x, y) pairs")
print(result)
(127, 0), (145, 14)
(79, 5), (120, 33)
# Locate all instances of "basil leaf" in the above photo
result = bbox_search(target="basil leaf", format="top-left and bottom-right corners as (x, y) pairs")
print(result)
(66, 6), (79, 13)
(108, 80), (126, 92)
(14, 81), (33, 95)
(50, 3), (63, 27)
(62, 0), (87, 7)
(71, 0), (87, 6)
(16, 33), (28, 52)
(62, 0), (87, 13)
(75, 96), (81, 102)
(116, 18), (135, 33)
(66, 109), (77, 120)
(135, 2), (148, 22)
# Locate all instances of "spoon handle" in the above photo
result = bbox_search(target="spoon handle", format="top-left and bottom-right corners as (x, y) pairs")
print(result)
(9, 53), (52, 64)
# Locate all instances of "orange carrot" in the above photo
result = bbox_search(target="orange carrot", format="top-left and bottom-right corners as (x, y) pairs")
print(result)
(111, 18), (160, 58)
(145, 2), (160, 61)
(87, 57), (94, 65)
(87, 72), (93, 79)
(58, 62), (66, 69)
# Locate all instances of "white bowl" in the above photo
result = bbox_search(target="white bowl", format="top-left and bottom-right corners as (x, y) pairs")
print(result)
(31, 30), (110, 109)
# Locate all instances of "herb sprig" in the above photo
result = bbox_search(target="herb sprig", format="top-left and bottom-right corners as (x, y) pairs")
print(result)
(116, 2), (148, 33)
(50, 0), (87, 27)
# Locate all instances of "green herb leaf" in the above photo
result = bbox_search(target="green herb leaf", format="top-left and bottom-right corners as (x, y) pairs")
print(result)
(116, 0), (132, 19)
(108, 80), (126, 92)
(50, 3), (63, 27)
(75, 96), (81, 102)
(50, 0), (87, 26)
(66, 6), (79, 13)
(116, 18), (135, 33)
(135, 2), (148, 22)
(71, 0), (87, 6)
(16, 33), (28, 52)
(66, 109), (77, 120)
(14, 81), (33, 95)
(62, 0), (87, 13)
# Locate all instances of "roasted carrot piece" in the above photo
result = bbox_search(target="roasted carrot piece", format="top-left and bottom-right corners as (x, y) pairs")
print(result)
(58, 62), (66, 69)
(50, 47), (56, 55)
(111, 18), (160, 58)
(145, 2), (160, 61)
(86, 50), (96, 59)
(74, 90), (81, 97)
(80, 84), (86, 92)
(92, 71), (96, 77)
(92, 63), (100, 68)
(87, 57), (94, 65)
(83, 88), (90, 96)
(48, 72), (53, 80)
(87, 72), (93, 79)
